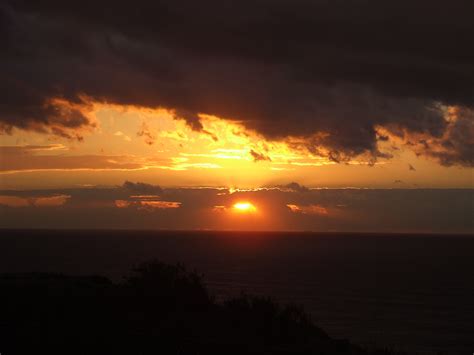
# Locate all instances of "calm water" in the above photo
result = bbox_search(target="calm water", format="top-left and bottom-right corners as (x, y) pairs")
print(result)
(1, 229), (473, 354)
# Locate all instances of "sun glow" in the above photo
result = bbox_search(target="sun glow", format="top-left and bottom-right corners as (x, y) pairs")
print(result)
(233, 202), (257, 213)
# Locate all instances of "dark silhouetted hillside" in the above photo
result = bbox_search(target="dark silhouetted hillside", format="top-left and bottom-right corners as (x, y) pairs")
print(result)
(1, 260), (406, 355)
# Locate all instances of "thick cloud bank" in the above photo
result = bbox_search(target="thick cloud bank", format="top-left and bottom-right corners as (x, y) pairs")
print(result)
(1, 1), (473, 165)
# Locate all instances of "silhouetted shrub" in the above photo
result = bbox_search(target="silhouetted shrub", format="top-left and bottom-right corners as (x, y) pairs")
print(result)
(125, 260), (212, 310)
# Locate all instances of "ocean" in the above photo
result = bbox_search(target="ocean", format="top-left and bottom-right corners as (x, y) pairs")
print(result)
(0, 229), (473, 354)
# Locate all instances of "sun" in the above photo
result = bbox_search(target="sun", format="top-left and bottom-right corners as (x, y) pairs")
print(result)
(233, 202), (257, 213)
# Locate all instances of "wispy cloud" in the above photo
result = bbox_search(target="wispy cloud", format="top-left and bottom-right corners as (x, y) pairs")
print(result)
(0, 146), (222, 174)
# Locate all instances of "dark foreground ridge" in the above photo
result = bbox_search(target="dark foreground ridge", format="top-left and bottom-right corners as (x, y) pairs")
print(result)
(1, 261), (405, 355)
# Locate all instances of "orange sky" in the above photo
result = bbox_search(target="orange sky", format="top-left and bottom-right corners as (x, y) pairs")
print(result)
(0, 102), (472, 190)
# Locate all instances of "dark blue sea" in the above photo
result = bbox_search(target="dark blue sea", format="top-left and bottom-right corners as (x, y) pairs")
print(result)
(1, 230), (473, 354)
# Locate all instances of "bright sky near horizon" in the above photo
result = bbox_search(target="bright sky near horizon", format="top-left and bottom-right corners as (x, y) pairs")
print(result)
(1, 103), (472, 190)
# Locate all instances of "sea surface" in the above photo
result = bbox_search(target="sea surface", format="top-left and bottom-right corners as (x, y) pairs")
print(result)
(1, 229), (473, 354)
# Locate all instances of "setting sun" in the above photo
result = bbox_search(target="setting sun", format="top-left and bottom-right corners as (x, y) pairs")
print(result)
(233, 202), (257, 213)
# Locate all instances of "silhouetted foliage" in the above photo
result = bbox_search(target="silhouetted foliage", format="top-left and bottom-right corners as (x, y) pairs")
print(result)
(125, 260), (212, 310)
(0, 261), (410, 355)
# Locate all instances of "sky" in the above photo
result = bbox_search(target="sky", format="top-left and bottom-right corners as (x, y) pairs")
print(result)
(0, 1), (473, 232)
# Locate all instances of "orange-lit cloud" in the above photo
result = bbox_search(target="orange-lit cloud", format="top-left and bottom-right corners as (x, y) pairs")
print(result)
(115, 199), (181, 210)
(34, 195), (71, 207)
(287, 204), (328, 216)
(1, 96), (97, 141)
(212, 205), (227, 212)
(0, 194), (70, 207)
(114, 131), (132, 142)
(141, 201), (181, 209)
(114, 200), (130, 208)
(376, 106), (474, 167)
(115, 192), (181, 211)
(0, 196), (30, 207)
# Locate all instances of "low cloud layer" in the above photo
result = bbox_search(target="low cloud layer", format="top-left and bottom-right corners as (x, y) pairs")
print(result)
(1, 1), (473, 165)
(0, 146), (146, 172)
(0, 145), (219, 173)
(0, 182), (472, 233)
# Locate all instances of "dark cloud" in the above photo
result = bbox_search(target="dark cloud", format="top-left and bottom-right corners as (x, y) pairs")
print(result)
(250, 149), (271, 162)
(122, 181), (163, 195)
(136, 122), (156, 145)
(1, 1), (473, 165)
(278, 182), (309, 193)
(421, 107), (474, 167)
